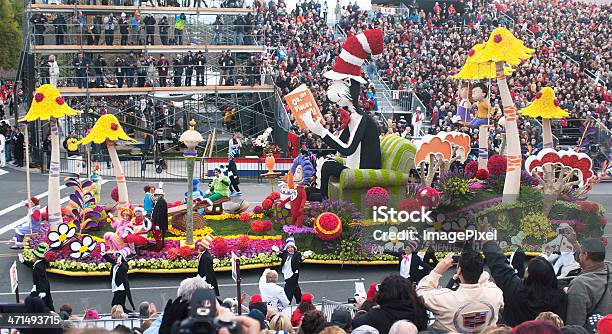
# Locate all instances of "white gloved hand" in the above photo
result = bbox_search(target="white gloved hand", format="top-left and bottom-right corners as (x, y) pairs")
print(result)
(303, 250), (313, 257)
(271, 245), (280, 253)
(300, 112), (325, 137)
(39, 292), (46, 299)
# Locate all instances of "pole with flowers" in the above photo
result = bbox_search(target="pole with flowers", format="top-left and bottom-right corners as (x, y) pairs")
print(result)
(179, 119), (204, 245)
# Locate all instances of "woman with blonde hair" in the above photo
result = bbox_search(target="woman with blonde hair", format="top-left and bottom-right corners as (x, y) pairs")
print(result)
(535, 311), (564, 329)
(111, 304), (127, 319)
(269, 313), (293, 333)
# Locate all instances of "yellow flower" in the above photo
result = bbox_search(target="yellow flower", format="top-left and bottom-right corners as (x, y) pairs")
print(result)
(20, 84), (80, 122)
(472, 27), (535, 66)
(518, 87), (569, 119)
(454, 43), (514, 80)
(78, 114), (135, 145)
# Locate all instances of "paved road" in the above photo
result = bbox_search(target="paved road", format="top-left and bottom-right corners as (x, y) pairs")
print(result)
(0, 165), (610, 313)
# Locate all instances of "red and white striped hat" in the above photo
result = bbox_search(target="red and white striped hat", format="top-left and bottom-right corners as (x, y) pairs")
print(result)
(324, 29), (384, 84)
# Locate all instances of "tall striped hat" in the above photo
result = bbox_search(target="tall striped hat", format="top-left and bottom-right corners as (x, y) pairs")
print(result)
(324, 29), (384, 84)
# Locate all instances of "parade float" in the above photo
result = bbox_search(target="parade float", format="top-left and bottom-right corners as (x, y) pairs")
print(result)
(20, 28), (607, 276)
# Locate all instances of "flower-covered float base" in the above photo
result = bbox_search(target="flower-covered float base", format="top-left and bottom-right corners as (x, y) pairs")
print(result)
(21, 166), (606, 276)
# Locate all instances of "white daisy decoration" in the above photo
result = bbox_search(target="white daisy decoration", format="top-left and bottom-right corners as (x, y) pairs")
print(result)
(48, 223), (76, 249)
(69, 236), (97, 259)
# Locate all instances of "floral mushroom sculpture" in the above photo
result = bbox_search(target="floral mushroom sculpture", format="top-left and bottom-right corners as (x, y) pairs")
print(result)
(20, 84), (80, 229)
(471, 27), (535, 203)
(78, 114), (135, 209)
(518, 87), (568, 149)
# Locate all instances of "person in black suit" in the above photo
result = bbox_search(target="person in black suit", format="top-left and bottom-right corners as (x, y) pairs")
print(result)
(384, 241), (432, 283)
(103, 248), (135, 312)
(272, 236), (312, 304)
(152, 188), (168, 249)
(197, 235), (219, 296)
(31, 242), (54, 311)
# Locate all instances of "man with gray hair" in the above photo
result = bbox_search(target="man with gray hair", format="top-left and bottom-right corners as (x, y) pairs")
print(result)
(258, 268), (289, 313)
(389, 320), (418, 334)
(144, 277), (212, 334)
(177, 277), (212, 302)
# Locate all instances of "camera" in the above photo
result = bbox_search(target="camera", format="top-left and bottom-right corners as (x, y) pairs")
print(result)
(173, 288), (240, 334)
(348, 298), (356, 304)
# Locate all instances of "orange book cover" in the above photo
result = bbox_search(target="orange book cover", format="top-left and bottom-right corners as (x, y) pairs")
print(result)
(284, 84), (323, 131)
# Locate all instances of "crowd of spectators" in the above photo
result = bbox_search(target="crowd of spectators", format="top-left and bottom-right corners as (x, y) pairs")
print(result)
(16, 233), (611, 334)
(334, 0), (610, 159)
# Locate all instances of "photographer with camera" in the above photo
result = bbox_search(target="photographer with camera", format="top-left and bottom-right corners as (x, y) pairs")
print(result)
(416, 251), (504, 333)
(154, 278), (260, 334)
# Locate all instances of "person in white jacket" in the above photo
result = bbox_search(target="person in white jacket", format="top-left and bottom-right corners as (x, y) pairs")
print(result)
(48, 54), (60, 87)
(259, 268), (289, 313)
(416, 252), (504, 333)
(0, 132), (5, 167)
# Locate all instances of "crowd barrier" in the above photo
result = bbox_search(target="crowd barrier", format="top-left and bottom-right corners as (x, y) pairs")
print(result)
(58, 152), (296, 181)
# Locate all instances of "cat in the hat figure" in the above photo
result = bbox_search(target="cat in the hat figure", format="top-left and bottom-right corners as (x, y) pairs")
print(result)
(301, 29), (384, 199)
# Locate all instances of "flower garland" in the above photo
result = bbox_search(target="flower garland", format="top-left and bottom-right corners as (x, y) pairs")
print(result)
(205, 213), (264, 221)
(168, 226), (214, 237)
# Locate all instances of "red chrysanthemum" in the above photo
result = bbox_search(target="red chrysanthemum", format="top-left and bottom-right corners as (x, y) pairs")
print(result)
(239, 212), (252, 223)
(167, 247), (180, 260)
(250, 220), (265, 233)
(210, 237), (229, 258)
(236, 235), (251, 251)
(487, 154), (507, 176)
(600, 215), (608, 226)
(179, 246), (193, 259)
(475, 169), (490, 181)
(535, 91), (542, 99)
(262, 220), (273, 232)
(493, 34), (502, 43)
(55, 96), (65, 105)
(35, 92), (44, 102)
(314, 212), (342, 241)
(262, 199), (274, 210)
(467, 48), (475, 57)
(269, 192), (280, 200)
(253, 205), (263, 214)
(399, 198), (421, 213)
(110, 123), (119, 131)
(365, 187), (389, 207)
(464, 161), (479, 178)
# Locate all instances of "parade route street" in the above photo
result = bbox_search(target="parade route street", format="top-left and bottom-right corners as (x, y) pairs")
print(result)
(0, 167), (610, 312)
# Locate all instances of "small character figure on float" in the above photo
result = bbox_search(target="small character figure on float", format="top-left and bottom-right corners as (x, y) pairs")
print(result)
(278, 155), (315, 227)
(11, 197), (43, 249)
(468, 83), (493, 128)
(104, 208), (133, 252)
(185, 178), (206, 203)
(202, 167), (231, 209)
(123, 207), (152, 253)
(90, 166), (102, 203)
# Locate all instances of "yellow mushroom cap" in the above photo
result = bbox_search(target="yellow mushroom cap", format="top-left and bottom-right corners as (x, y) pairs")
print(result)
(454, 43), (515, 80)
(518, 87), (569, 119)
(471, 27), (535, 66)
(20, 84), (80, 122)
(78, 114), (135, 145)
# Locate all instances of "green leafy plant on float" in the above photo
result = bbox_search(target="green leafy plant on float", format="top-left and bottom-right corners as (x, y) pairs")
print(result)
(436, 169), (473, 208)
(520, 212), (553, 242)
